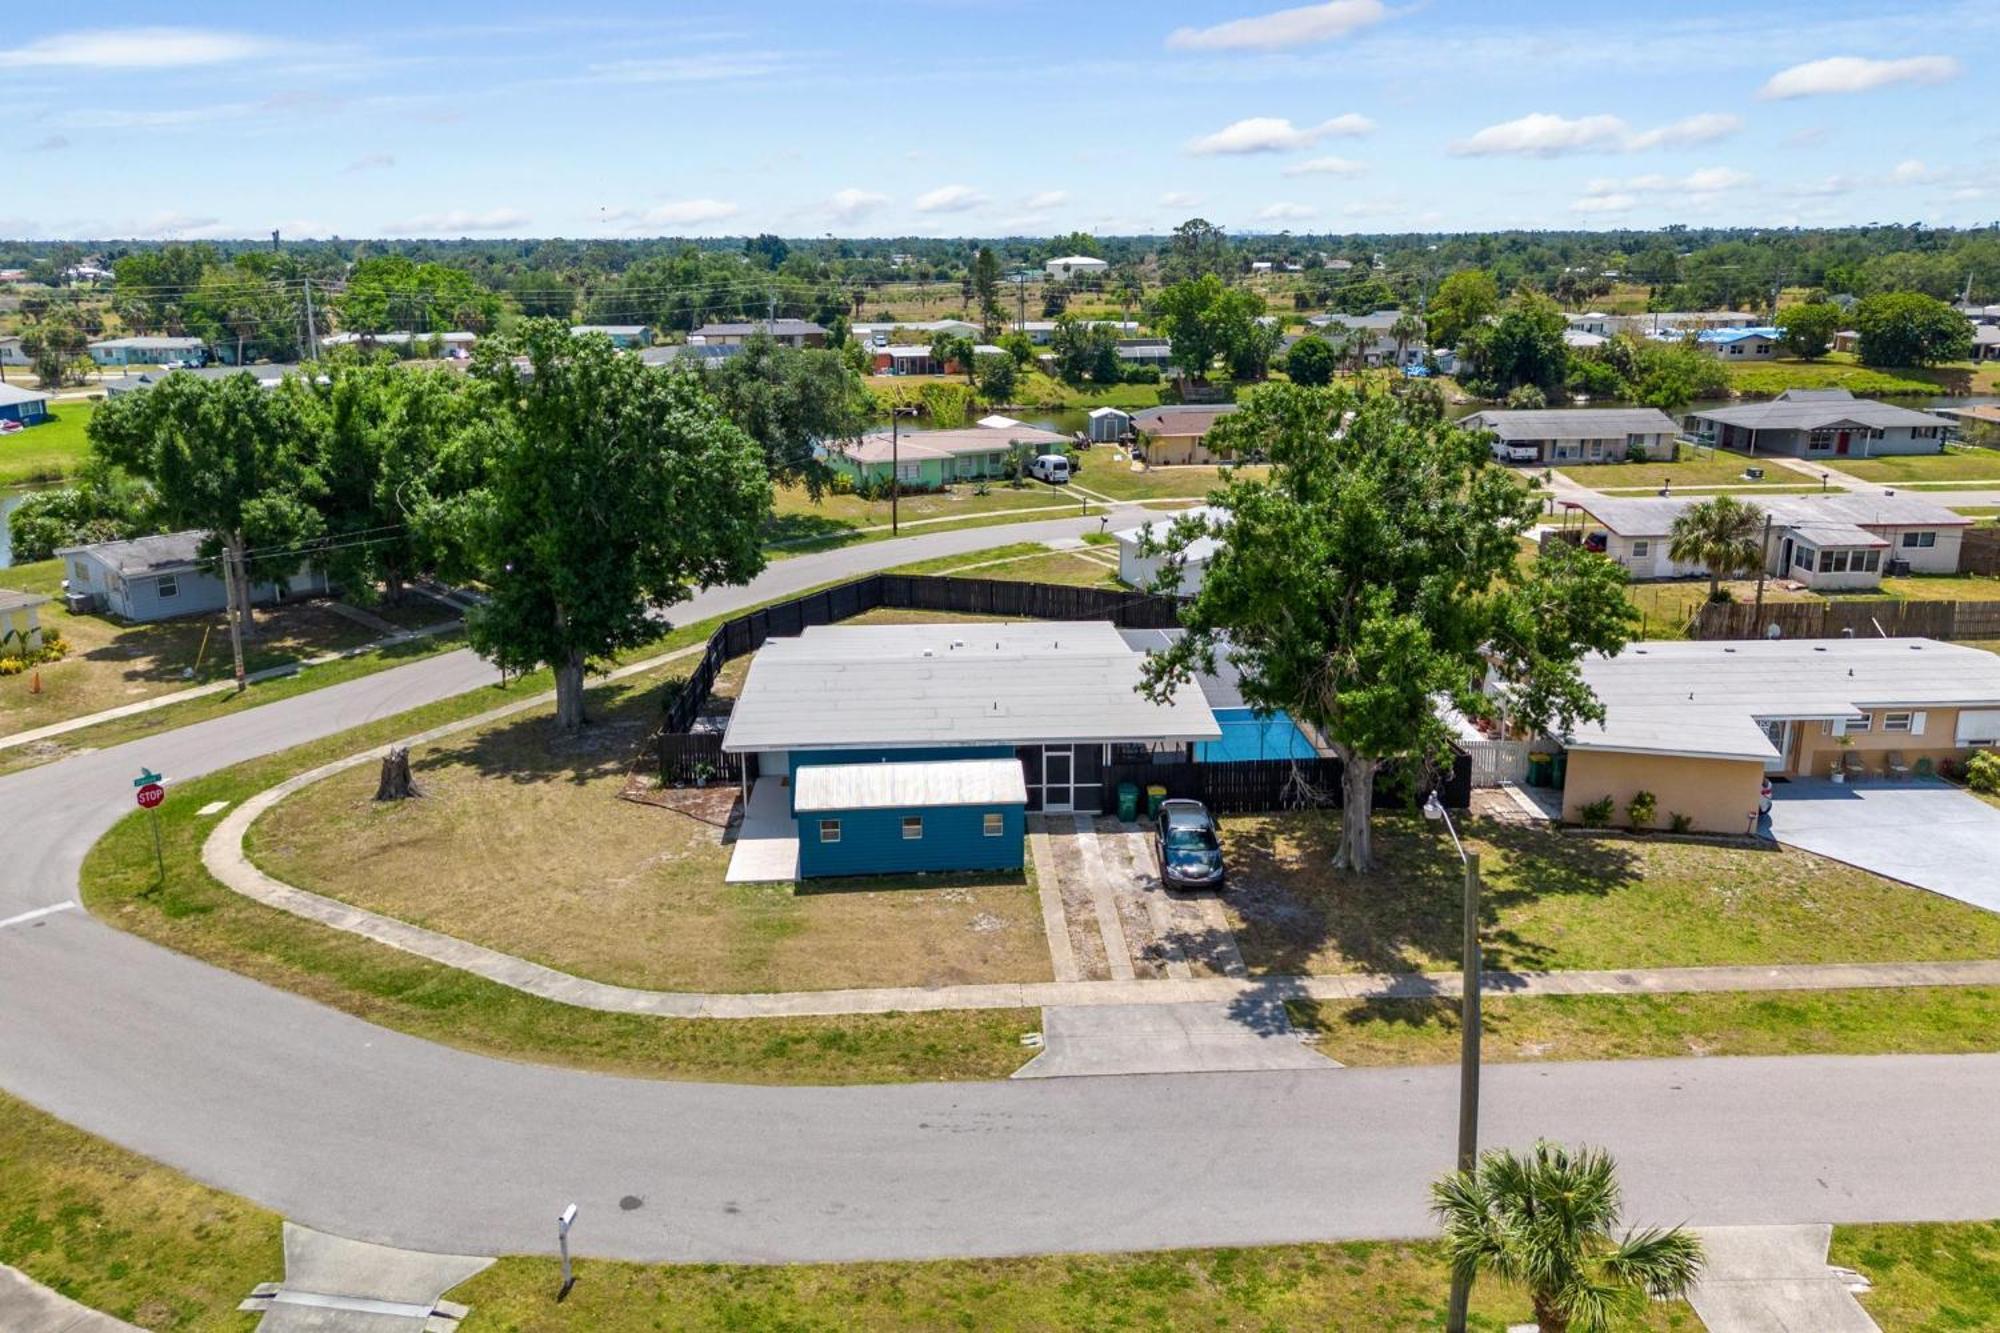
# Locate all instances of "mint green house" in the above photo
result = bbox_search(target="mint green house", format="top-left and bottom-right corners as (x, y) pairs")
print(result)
(823, 421), (1070, 490)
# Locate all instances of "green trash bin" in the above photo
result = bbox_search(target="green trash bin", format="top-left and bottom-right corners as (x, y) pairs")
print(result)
(1146, 785), (1168, 817)
(1117, 782), (1139, 823)
(1551, 749), (1568, 788)
(1527, 752), (1553, 787)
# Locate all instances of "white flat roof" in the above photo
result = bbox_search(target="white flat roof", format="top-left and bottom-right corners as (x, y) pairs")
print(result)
(723, 621), (1220, 752)
(793, 757), (1027, 812)
(1565, 637), (2000, 762)
(1581, 491), (1969, 539)
(1112, 505), (1224, 563)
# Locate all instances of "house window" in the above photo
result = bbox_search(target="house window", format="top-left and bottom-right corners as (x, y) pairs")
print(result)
(1793, 544), (1815, 569)
(1898, 531), (1936, 549)
(902, 815), (923, 840)
(1842, 713), (1872, 733)
(818, 819), (842, 843)
(895, 462), (921, 483)
(1883, 712), (1913, 733)
(983, 812), (1004, 837)
(1631, 540), (1650, 558)
(1861, 550), (1881, 572)
(1807, 431), (1834, 452)
(156, 575), (179, 599)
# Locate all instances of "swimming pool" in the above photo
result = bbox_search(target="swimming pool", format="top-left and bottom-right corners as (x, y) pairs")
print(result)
(1199, 708), (1319, 763)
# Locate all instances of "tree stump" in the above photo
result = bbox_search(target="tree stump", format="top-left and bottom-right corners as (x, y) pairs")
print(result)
(374, 746), (421, 801)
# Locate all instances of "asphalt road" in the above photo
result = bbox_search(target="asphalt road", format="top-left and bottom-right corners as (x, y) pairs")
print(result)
(5, 510), (2000, 1263)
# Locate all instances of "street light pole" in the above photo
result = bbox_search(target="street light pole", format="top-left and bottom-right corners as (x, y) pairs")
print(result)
(1424, 789), (1482, 1333)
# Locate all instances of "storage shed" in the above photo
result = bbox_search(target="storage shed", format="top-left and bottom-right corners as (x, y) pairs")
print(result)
(1086, 406), (1131, 444)
(794, 757), (1028, 878)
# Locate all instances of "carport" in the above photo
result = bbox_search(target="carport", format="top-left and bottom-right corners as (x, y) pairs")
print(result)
(1765, 779), (2000, 913)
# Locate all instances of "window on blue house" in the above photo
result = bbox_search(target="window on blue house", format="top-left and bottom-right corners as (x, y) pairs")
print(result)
(902, 815), (923, 840)
(156, 575), (179, 599)
(983, 812), (1004, 837)
(819, 819), (841, 843)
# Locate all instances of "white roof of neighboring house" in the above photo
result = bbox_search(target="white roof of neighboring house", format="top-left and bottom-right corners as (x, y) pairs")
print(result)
(1046, 255), (1108, 267)
(570, 324), (647, 336)
(1112, 505), (1226, 565)
(722, 620), (1220, 752)
(1563, 330), (1607, 348)
(89, 335), (204, 350)
(793, 757), (1028, 813)
(832, 422), (1069, 465)
(1690, 388), (1951, 432)
(1460, 407), (1679, 441)
(1566, 637), (2000, 762)
(56, 529), (211, 576)
(0, 381), (51, 408)
(1579, 491), (1971, 540)
(1087, 406), (1131, 419)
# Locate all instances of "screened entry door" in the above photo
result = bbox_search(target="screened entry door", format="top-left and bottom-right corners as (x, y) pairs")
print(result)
(1042, 748), (1075, 812)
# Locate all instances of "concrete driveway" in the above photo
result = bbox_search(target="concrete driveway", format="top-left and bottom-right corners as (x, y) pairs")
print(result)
(1765, 778), (2000, 913)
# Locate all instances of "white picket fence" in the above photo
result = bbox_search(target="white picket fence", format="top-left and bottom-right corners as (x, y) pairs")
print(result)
(1462, 739), (1532, 788)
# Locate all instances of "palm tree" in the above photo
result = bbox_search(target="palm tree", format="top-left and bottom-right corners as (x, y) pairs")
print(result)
(1667, 494), (1767, 603)
(1432, 1141), (1704, 1333)
(1390, 311), (1428, 366)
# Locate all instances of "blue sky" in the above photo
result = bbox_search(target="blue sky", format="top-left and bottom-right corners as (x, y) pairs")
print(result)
(1, 0), (1993, 240)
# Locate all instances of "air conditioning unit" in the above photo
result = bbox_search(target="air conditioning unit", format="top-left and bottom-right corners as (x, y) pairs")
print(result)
(64, 590), (97, 614)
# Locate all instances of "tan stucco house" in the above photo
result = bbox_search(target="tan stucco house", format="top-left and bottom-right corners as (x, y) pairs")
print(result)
(1551, 637), (2000, 835)
(1130, 404), (1241, 466)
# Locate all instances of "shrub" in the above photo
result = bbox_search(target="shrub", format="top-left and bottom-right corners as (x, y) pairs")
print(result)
(1668, 812), (1694, 834)
(1625, 443), (1649, 463)
(1625, 790), (1657, 830)
(1578, 796), (1616, 828)
(1967, 751), (2000, 796)
(829, 472), (856, 495)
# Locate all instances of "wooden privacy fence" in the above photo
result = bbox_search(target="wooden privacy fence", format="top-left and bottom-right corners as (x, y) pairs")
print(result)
(1100, 752), (1472, 817)
(658, 733), (758, 786)
(662, 573), (1184, 734)
(1689, 598), (2000, 643)
(1962, 525), (2000, 577)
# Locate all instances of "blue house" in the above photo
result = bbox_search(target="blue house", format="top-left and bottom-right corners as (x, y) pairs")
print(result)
(57, 530), (331, 623)
(0, 381), (51, 426)
(569, 324), (653, 348)
(721, 622), (1220, 880)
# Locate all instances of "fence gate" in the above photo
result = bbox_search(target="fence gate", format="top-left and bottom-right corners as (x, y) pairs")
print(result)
(1462, 739), (1531, 788)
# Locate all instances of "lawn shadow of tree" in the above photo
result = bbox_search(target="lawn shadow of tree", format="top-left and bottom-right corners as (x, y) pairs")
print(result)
(411, 672), (669, 788)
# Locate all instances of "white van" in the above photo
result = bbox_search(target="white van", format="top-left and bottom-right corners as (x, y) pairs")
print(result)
(1029, 454), (1072, 484)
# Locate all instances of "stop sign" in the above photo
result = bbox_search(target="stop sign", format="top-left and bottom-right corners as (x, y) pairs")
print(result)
(136, 783), (165, 809)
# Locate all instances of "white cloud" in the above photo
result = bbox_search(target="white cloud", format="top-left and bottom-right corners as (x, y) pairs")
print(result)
(1186, 113), (1373, 155)
(1256, 202), (1316, 221)
(1025, 189), (1069, 210)
(584, 52), (788, 84)
(827, 188), (889, 221)
(1580, 167), (1754, 198)
(0, 27), (281, 69)
(914, 184), (986, 213)
(1452, 111), (1740, 157)
(1159, 191), (1203, 207)
(1167, 0), (1388, 51)
(60, 103), (258, 130)
(607, 198), (739, 227)
(1624, 112), (1742, 150)
(1679, 166), (1755, 192)
(1888, 159), (1935, 184)
(386, 208), (531, 234)
(1570, 194), (1636, 215)
(1759, 54), (1960, 99)
(1281, 155), (1366, 177)
(342, 152), (395, 174)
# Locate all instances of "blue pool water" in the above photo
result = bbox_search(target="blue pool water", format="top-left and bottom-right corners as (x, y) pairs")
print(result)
(1199, 708), (1318, 763)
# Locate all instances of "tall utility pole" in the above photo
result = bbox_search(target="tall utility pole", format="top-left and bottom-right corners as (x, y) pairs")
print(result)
(220, 551), (248, 692)
(1015, 272), (1028, 333)
(302, 278), (318, 361)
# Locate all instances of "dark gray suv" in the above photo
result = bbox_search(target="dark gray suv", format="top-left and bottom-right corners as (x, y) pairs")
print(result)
(1154, 798), (1226, 890)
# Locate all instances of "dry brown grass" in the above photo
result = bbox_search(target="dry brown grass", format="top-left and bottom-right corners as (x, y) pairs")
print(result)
(248, 665), (1052, 994)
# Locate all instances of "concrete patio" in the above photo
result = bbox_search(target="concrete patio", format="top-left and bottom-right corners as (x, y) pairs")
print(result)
(723, 777), (799, 883)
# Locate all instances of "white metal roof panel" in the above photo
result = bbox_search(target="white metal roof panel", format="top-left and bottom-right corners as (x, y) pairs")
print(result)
(723, 621), (1220, 751)
(793, 757), (1028, 812)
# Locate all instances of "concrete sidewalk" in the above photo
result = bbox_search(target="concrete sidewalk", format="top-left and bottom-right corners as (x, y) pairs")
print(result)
(1014, 1000), (1340, 1078)
(1689, 1225), (1879, 1332)
(0, 1264), (141, 1331)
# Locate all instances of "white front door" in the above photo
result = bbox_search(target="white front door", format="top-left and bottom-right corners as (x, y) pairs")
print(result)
(1758, 720), (1794, 773)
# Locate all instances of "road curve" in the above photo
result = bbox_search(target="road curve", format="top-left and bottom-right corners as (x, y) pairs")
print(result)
(5, 510), (2000, 1264)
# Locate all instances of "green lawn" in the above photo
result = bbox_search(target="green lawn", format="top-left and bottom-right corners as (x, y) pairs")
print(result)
(1726, 354), (1993, 398)
(1070, 459), (1267, 502)
(764, 481), (1084, 550)
(1953, 506), (2000, 517)
(0, 397), (95, 484)
(1221, 811), (2000, 977)
(1834, 448), (2000, 484)
(1554, 451), (1802, 490)
(1287, 988), (2000, 1067)
(1833, 1221), (2000, 1332)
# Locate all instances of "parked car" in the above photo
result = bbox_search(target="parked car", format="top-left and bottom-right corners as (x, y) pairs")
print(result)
(1028, 454), (1071, 484)
(1759, 776), (1773, 814)
(1491, 440), (1540, 463)
(1154, 798), (1226, 890)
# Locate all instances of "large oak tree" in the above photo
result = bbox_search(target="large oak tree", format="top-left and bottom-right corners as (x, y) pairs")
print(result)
(457, 321), (772, 732)
(1139, 382), (1636, 872)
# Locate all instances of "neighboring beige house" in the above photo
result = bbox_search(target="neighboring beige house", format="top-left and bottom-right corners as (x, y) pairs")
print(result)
(689, 319), (827, 348)
(1459, 407), (1680, 466)
(1130, 404), (1241, 466)
(1576, 492), (1971, 591)
(1552, 637), (2000, 834)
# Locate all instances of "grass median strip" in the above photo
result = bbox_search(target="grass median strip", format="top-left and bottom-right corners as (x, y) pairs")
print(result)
(1285, 988), (2000, 1066)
